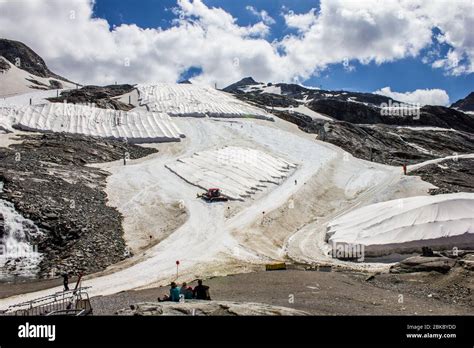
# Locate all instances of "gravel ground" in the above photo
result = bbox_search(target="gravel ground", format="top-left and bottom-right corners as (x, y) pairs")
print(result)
(89, 269), (472, 315)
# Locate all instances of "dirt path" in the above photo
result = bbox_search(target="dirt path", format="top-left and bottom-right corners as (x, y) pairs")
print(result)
(90, 269), (472, 315)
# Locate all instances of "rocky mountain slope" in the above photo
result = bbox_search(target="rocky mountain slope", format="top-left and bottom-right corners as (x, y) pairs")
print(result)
(452, 92), (474, 112)
(303, 120), (474, 166)
(0, 133), (156, 278)
(409, 158), (474, 194)
(224, 78), (474, 165)
(47, 84), (135, 111)
(0, 39), (76, 96)
(0, 39), (69, 81)
(225, 77), (474, 133)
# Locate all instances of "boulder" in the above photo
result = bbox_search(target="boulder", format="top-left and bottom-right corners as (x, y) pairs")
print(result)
(116, 300), (310, 316)
(459, 254), (474, 271)
(390, 256), (457, 274)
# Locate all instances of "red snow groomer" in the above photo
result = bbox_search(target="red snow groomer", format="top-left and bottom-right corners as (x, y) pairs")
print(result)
(198, 188), (229, 202)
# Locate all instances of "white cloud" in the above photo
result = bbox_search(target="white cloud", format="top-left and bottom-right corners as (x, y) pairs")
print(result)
(280, 0), (474, 77)
(246, 6), (276, 26)
(0, 0), (278, 86)
(420, 0), (474, 75)
(374, 87), (450, 106)
(283, 8), (318, 33)
(0, 0), (472, 87)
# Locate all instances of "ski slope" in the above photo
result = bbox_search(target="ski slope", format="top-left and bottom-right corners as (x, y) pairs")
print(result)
(0, 103), (184, 143)
(326, 193), (474, 248)
(166, 146), (296, 200)
(0, 83), (459, 310)
(137, 83), (272, 119)
(0, 114), (434, 310)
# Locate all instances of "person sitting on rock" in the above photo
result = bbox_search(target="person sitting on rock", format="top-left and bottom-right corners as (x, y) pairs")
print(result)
(193, 279), (211, 300)
(180, 282), (193, 300)
(158, 282), (181, 302)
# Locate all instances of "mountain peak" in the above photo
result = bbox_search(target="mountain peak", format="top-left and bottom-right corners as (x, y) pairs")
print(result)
(451, 91), (474, 112)
(222, 77), (259, 92)
(0, 38), (70, 82)
(0, 38), (76, 97)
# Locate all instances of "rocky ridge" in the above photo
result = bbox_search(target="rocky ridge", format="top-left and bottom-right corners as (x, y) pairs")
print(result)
(0, 132), (156, 278)
(47, 84), (135, 111)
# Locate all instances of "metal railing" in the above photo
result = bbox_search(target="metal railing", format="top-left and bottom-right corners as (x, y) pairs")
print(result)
(6, 286), (92, 316)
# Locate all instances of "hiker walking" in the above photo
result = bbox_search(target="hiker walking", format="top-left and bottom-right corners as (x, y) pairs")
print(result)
(62, 273), (69, 291)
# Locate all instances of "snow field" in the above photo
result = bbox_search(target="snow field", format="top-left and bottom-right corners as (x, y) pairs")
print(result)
(326, 193), (474, 247)
(274, 104), (333, 121)
(137, 83), (272, 120)
(240, 83), (282, 95)
(0, 103), (184, 143)
(0, 116), (432, 308)
(165, 146), (297, 200)
(0, 89), (68, 107)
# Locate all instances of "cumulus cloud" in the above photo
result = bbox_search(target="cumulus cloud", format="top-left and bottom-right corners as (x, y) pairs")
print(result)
(283, 8), (318, 33)
(280, 0), (474, 77)
(374, 87), (450, 106)
(0, 0), (279, 86)
(421, 1), (474, 75)
(0, 0), (472, 86)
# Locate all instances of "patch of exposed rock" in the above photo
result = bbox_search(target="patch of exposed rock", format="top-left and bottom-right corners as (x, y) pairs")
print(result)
(458, 254), (474, 271)
(0, 57), (10, 73)
(307, 101), (474, 133)
(48, 84), (135, 111)
(116, 300), (310, 316)
(389, 250), (474, 274)
(452, 92), (474, 112)
(303, 120), (474, 166)
(0, 133), (157, 278)
(409, 158), (474, 194)
(390, 256), (457, 274)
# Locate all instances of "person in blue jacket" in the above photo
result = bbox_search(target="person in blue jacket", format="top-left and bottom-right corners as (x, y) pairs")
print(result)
(169, 282), (180, 302)
(158, 282), (181, 302)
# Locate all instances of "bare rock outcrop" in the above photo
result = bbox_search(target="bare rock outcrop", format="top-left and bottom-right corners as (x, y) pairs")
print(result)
(117, 300), (310, 316)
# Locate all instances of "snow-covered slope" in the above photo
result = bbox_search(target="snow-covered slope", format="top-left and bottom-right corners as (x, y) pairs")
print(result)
(166, 146), (296, 200)
(0, 103), (184, 143)
(274, 104), (332, 121)
(0, 57), (75, 98)
(0, 113), (437, 309)
(0, 89), (68, 107)
(326, 193), (474, 249)
(241, 83), (282, 95)
(137, 83), (272, 119)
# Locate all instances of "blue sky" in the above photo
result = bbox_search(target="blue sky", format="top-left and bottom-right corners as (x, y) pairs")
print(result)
(91, 0), (472, 103)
